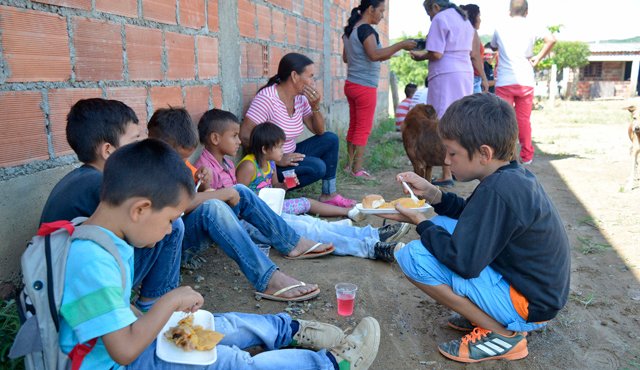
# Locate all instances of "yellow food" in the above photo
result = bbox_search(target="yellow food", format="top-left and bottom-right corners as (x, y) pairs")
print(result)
(377, 197), (426, 209)
(164, 314), (224, 351)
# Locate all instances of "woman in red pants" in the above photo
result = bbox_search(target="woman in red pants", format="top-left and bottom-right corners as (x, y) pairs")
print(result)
(342, 0), (416, 179)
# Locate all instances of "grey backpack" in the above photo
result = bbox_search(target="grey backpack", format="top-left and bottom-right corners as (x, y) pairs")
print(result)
(9, 217), (126, 370)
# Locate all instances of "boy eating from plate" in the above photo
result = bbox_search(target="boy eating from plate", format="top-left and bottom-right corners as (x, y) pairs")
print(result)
(59, 139), (381, 369)
(389, 93), (570, 363)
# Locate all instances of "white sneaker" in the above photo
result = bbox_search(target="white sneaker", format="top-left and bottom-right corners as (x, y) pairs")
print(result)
(330, 219), (353, 226)
(347, 207), (367, 222)
(330, 317), (381, 370)
(292, 320), (345, 350)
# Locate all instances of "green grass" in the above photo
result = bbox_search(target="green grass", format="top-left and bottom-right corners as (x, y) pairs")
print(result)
(569, 291), (596, 308)
(0, 300), (24, 370)
(577, 235), (611, 255)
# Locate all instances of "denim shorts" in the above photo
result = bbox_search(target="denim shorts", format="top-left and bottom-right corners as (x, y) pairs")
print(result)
(395, 216), (547, 333)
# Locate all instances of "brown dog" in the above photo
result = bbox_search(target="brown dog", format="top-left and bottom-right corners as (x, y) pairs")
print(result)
(624, 105), (640, 191)
(401, 104), (446, 182)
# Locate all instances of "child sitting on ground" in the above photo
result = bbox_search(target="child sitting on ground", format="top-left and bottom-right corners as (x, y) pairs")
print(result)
(194, 109), (411, 262)
(148, 108), (334, 302)
(388, 93), (570, 363)
(237, 121), (362, 220)
(57, 138), (381, 370)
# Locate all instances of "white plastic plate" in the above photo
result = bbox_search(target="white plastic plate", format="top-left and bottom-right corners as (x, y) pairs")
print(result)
(258, 188), (285, 216)
(355, 202), (432, 214)
(156, 310), (217, 365)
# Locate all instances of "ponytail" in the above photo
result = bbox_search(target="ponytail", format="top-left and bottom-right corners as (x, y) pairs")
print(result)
(258, 53), (314, 92)
(343, 0), (386, 37)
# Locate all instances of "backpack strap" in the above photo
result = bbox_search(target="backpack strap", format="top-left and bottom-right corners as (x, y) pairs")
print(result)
(70, 225), (127, 291)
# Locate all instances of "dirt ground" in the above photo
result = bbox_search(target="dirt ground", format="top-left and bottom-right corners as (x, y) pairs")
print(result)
(183, 99), (640, 369)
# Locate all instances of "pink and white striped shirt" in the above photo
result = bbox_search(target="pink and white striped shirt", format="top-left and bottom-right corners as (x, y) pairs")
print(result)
(245, 85), (312, 153)
(395, 97), (413, 125)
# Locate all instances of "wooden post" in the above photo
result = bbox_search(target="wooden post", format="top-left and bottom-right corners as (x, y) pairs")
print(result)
(390, 72), (399, 112)
(549, 64), (558, 106)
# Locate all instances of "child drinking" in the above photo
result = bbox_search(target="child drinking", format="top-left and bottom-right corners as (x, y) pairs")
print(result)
(237, 122), (362, 219)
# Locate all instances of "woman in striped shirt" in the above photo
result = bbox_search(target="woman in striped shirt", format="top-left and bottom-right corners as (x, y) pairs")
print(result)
(241, 53), (356, 208)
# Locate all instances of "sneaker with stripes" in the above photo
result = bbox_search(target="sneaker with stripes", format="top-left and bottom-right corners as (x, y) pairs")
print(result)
(438, 327), (528, 363)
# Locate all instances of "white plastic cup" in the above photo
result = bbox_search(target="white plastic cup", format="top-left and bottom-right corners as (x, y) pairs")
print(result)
(257, 244), (271, 257)
(335, 283), (358, 316)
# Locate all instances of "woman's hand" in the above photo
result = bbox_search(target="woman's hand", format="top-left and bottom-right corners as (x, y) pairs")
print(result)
(277, 152), (305, 167)
(401, 39), (418, 51)
(410, 50), (428, 61)
(302, 85), (322, 110)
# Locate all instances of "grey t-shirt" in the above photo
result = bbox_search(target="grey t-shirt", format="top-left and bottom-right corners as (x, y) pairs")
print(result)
(344, 24), (381, 88)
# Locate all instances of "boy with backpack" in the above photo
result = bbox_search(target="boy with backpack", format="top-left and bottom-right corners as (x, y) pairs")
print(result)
(33, 138), (382, 369)
(39, 98), (182, 312)
(390, 93), (570, 363)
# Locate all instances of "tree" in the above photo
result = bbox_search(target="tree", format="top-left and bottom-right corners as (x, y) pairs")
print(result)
(389, 33), (429, 88)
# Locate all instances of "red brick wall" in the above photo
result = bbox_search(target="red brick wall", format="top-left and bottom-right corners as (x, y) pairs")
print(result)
(0, 1), (389, 168)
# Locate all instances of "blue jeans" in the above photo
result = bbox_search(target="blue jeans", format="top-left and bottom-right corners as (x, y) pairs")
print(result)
(133, 218), (183, 298)
(277, 132), (339, 194)
(473, 76), (482, 93)
(395, 216), (547, 333)
(182, 185), (301, 292)
(127, 313), (334, 370)
(282, 214), (379, 259)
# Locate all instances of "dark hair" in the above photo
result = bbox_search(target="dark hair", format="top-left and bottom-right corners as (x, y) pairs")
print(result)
(424, 76), (429, 88)
(439, 93), (517, 161)
(510, 0), (528, 16)
(66, 98), (139, 163)
(460, 4), (480, 28)
(198, 109), (240, 145)
(259, 53), (314, 92)
(101, 139), (195, 209)
(425, 0), (467, 20)
(148, 107), (199, 150)
(248, 122), (286, 166)
(404, 83), (417, 97)
(344, 0), (385, 37)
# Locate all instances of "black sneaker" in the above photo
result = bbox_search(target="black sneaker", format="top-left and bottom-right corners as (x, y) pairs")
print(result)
(438, 327), (528, 363)
(377, 223), (410, 243)
(373, 242), (405, 262)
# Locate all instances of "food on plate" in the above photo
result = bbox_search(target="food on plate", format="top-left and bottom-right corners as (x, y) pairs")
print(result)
(362, 195), (426, 209)
(362, 194), (386, 209)
(164, 314), (224, 351)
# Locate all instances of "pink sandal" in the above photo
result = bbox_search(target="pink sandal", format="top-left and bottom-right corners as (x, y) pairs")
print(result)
(321, 194), (356, 208)
(352, 169), (375, 180)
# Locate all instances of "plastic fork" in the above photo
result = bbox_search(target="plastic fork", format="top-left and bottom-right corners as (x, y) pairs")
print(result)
(399, 176), (419, 203)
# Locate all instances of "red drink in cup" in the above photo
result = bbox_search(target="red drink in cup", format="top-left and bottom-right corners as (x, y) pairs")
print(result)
(282, 169), (298, 189)
(335, 283), (358, 317)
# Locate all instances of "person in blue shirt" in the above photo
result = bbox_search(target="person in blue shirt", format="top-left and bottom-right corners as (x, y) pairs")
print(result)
(60, 138), (381, 370)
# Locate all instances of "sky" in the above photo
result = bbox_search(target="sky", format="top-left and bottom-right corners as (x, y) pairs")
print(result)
(389, 0), (640, 42)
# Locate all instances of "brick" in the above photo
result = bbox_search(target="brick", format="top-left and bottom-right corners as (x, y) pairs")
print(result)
(73, 18), (123, 81)
(269, 45), (284, 76)
(184, 85), (210, 124)
(207, 0), (218, 32)
(180, 0), (205, 29)
(150, 86), (183, 111)
(256, 4), (271, 41)
(271, 10), (286, 43)
(126, 25), (163, 81)
(286, 16), (297, 44)
(197, 36), (219, 79)
(270, 0), (291, 8)
(292, 0), (303, 15)
(212, 84), (223, 108)
(48, 88), (102, 156)
(166, 32), (195, 80)
(32, 0), (90, 10)
(96, 0), (137, 18)
(242, 82), (258, 113)
(106, 87), (149, 124)
(242, 43), (264, 78)
(238, 0), (255, 38)
(0, 91), (48, 166)
(143, 0), (177, 25)
(0, 7), (71, 82)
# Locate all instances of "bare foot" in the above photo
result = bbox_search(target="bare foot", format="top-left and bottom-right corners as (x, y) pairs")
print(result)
(288, 238), (333, 258)
(261, 270), (318, 298)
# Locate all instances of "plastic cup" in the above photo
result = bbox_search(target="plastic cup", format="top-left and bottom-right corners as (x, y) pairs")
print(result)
(282, 169), (298, 189)
(335, 283), (358, 316)
(257, 244), (271, 257)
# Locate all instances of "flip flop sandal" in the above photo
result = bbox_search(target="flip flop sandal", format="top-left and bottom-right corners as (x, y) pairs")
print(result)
(352, 169), (375, 180)
(321, 194), (356, 208)
(255, 282), (321, 302)
(284, 242), (335, 260)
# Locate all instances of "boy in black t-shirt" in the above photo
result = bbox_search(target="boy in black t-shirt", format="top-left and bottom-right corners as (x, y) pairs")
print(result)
(388, 93), (570, 363)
